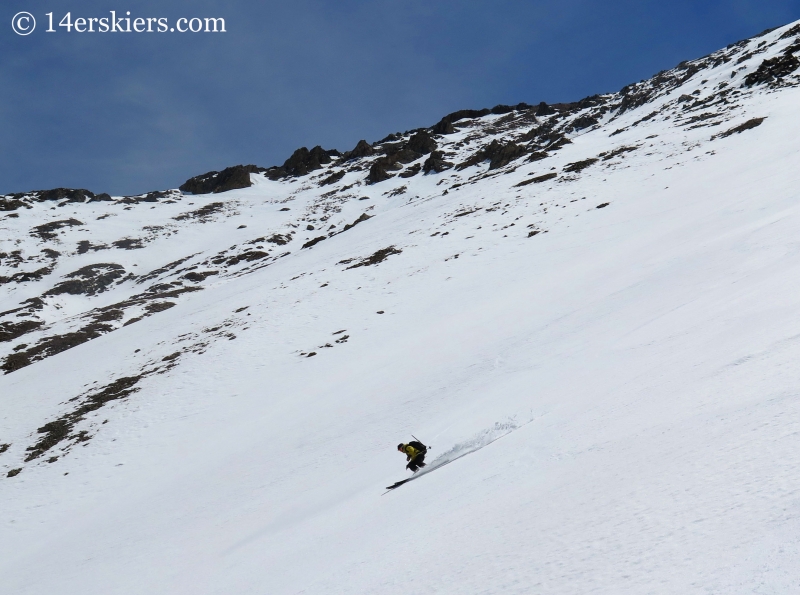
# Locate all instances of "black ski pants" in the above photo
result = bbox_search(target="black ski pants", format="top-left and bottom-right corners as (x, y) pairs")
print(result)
(407, 455), (426, 472)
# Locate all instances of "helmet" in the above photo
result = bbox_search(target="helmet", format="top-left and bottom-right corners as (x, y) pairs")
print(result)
(397, 443), (404, 451)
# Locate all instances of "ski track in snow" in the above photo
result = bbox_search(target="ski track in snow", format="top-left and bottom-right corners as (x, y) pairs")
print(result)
(388, 417), (535, 491)
(427, 418), (528, 471)
(1, 20), (800, 595)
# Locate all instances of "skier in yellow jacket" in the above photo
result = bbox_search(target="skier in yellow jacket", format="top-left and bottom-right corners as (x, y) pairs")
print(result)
(397, 441), (427, 472)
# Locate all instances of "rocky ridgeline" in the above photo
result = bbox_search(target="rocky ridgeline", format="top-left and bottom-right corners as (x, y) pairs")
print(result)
(157, 23), (800, 195)
(1, 21), (799, 377)
(3, 23), (799, 206)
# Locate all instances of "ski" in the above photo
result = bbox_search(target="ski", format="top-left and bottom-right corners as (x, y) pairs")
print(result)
(385, 478), (413, 490)
(382, 456), (456, 494)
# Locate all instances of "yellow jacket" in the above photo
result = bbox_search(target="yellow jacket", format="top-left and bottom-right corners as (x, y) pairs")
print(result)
(401, 444), (423, 461)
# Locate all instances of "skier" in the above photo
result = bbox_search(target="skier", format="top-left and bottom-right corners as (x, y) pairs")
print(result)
(397, 440), (427, 473)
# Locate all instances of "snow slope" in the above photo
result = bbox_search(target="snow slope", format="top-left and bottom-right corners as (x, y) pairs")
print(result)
(2, 21), (800, 594)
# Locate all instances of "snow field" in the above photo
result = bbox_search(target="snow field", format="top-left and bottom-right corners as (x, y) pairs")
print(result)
(2, 21), (800, 593)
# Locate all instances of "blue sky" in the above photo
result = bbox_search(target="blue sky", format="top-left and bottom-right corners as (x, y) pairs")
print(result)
(2, 0), (799, 195)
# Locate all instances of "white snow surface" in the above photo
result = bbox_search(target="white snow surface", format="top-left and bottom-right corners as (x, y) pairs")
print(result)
(2, 21), (800, 594)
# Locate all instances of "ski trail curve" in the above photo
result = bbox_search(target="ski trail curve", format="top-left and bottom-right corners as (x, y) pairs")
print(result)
(385, 416), (538, 493)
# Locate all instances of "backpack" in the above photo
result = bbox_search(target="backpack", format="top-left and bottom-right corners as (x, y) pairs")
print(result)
(408, 440), (427, 453)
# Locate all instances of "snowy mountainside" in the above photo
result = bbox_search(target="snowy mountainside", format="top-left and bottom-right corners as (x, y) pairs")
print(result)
(2, 20), (800, 594)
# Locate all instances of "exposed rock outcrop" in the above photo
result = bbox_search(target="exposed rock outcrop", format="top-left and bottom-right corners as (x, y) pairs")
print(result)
(340, 140), (375, 161)
(404, 130), (437, 155)
(1, 189), (111, 210)
(367, 158), (401, 184)
(713, 117), (766, 139)
(743, 54), (800, 86)
(179, 165), (264, 195)
(457, 140), (527, 171)
(368, 131), (438, 183)
(399, 164), (422, 178)
(570, 114), (600, 130)
(431, 109), (491, 135)
(430, 103), (533, 135)
(44, 264), (128, 297)
(423, 151), (453, 174)
(31, 219), (84, 240)
(535, 102), (556, 116)
(282, 146), (340, 176)
(319, 170), (346, 186)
